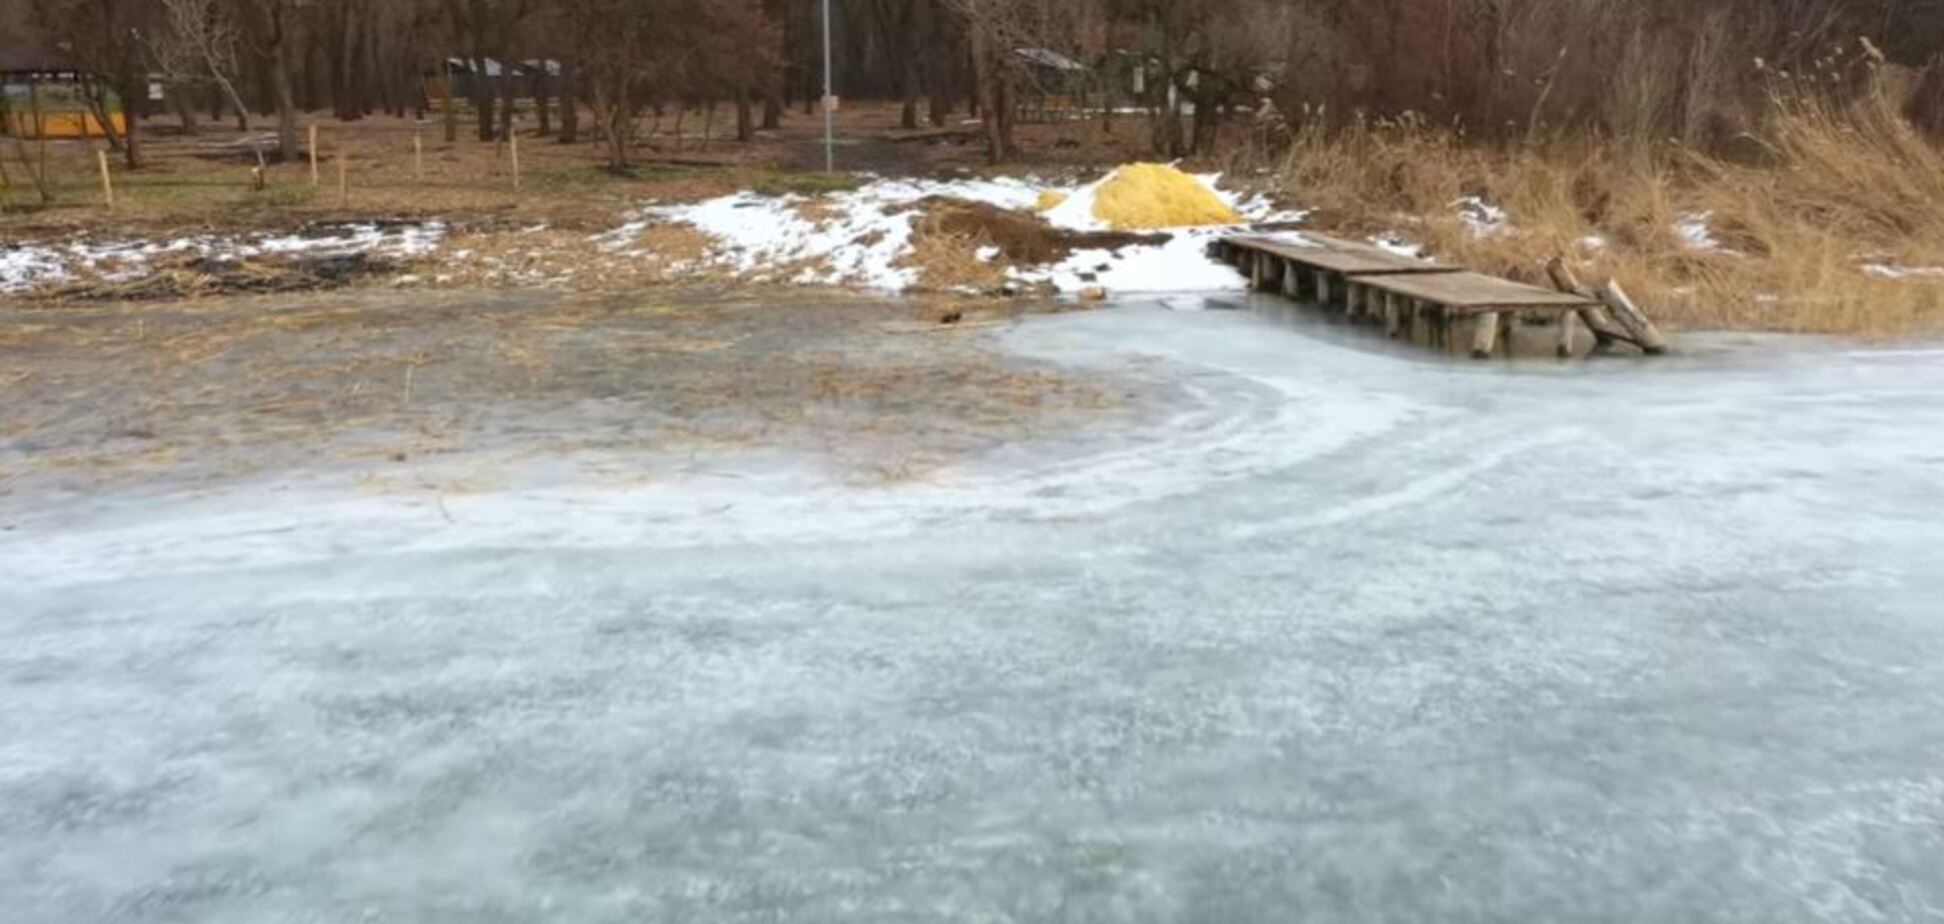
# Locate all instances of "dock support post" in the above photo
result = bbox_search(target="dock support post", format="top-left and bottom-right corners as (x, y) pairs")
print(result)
(1557, 310), (1579, 358)
(1472, 311), (1501, 359)
(1281, 260), (1300, 298)
(1316, 271), (1333, 307)
(1250, 252), (1265, 291)
(1384, 292), (1402, 338)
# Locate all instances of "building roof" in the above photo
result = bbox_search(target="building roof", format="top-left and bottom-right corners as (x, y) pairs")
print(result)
(0, 45), (82, 75)
(1014, 47), (1087, 73)
(442, 58), (560, 77)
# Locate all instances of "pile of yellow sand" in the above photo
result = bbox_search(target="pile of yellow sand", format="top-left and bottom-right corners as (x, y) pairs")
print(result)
(1041, 163), (1241, 231)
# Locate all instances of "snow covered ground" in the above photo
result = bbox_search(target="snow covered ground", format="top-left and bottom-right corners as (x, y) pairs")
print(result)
(634, 170), (1298, 294)
(5, 297), (1943, 922)
(0, 222), (446, 293)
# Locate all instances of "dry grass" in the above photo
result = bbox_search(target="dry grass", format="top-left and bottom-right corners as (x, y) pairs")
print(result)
(1275, 69), (1944, 336)
(0, 289), (1119, 495)
(0, 103), (1149, 241)
(898, 229), (1009, 292)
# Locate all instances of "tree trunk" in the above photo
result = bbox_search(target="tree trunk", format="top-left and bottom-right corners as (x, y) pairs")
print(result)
(536, 71), (553, 135)
(209, 68), (251, 133)
(762, 88), (782, 130)
(499, 71), (516, 141)
(472, 56), (496, 141)
(606, 97), (630, 169)
(442, 64), (459, 142)
(83, 77), (125, 153)
(735, 85), (755, 141)
(174, 89), (199, 135)
(336, 4), (361, 120)
(968, 18), (1013, 164)
(899, 55), (921, 130)
(559, 58), (580, 143)
(272, 35), (298, 163)
(1190, 79), (1221, 154)
(120, 77), (144, 169)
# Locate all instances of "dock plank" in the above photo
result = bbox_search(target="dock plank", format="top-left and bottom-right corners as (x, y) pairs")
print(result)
(1360, 271), (1600, 314)
(1225, 234), (1460, 276)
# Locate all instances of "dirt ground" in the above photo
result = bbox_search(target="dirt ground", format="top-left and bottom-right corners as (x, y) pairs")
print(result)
(0, 286), (1127, 504)
(0, 103), (1162, 238)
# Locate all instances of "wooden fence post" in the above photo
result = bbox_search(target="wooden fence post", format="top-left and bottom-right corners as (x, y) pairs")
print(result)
(510, 132), (521, 191)
(337, 148), (348, 207)
(97, 149), (114, 209)
(309, 124), (319, 186)
(414, 130), (424, 182)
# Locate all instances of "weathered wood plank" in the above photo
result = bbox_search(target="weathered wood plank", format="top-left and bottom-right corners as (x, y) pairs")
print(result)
(1359, 271), (1600, 313)
(1472, 311), (1501, 358)
(1546, 256), (1631, 349)
(1225, 234), (1461, 276)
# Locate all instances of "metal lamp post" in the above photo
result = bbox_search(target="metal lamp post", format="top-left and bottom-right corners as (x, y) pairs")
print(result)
(822, 0), (835, 173)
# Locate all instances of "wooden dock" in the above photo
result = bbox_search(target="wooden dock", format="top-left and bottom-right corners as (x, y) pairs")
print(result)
(1213, 233), (1659, 359)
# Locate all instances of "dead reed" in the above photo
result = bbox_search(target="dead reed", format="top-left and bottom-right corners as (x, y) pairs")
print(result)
(1274, 53), (1944, 336)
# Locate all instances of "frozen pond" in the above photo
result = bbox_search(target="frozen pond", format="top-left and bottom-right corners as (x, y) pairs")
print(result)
(4, 295), (1944, 922)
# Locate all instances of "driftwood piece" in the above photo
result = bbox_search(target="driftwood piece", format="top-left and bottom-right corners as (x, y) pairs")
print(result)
(1547, 256), (1635, 350)
(1596, 279), (1670, 355)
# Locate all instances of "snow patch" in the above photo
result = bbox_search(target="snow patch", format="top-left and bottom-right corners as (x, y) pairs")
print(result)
(1455, 196), (1508, 238)
(640, 171), (1300, 296)
(1861, 262), (1944, 280)
(1676, 212), (1725, 253)
(0, 222), (449, 294)
(1, 246), (72, 292)
(1371, 235), (1427, 259)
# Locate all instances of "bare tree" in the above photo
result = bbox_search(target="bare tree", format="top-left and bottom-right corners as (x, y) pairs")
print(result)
(944, 0), (1023, 162)
(30, 0), (154, 167)
(234, 0), (303, 161)
(149, 0), (252, 131)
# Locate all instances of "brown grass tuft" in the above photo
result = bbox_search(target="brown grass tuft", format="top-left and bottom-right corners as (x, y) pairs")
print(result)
(632, 223), (715, 266)
(1277, 71), (1944, 336)
(897, 229), (1009, 292)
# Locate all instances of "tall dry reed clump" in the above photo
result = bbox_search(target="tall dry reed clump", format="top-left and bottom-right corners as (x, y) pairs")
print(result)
(1272, 43), (1944, 336)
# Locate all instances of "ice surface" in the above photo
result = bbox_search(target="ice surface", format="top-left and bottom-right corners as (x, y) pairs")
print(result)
(5, 302), (1944, 922)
